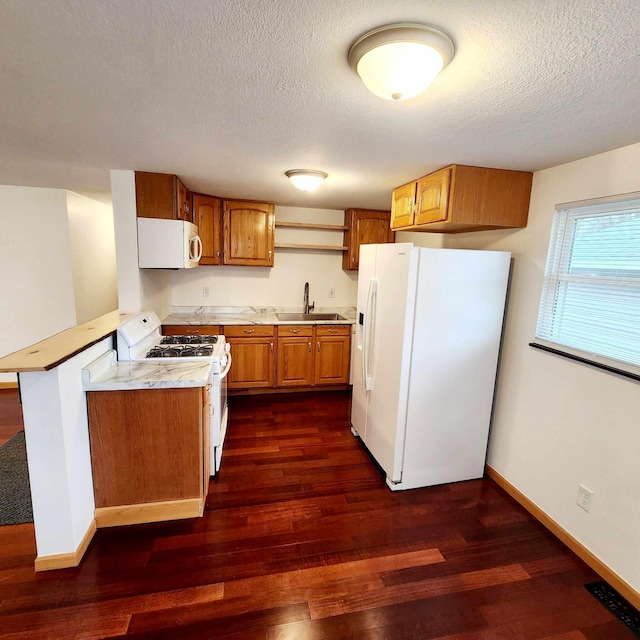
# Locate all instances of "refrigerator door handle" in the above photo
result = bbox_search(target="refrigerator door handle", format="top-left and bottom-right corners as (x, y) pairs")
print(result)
(361, 278), (372, 385)
(364, 279), (377, 391)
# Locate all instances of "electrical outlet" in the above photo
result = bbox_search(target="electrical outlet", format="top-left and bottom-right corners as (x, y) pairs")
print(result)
(577, 484), (594, 512)
(203, 286), (210, 297)
(328, 287), (335, 299)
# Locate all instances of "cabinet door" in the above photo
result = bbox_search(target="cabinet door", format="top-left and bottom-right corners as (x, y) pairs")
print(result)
(314, 328), (351, 385)
(87, 388), (202, 508)
(343, 209), (394, 270)
(390, 182), (416, 229)
(193, 194), (222, 265)
(226, 337), (275, 389)
(277, 337), (314, 387)
(135, 172), (178, 219)
(223, 200), (275, 267)
(415, 168), (451, 225)
(177, 179), (192, 223)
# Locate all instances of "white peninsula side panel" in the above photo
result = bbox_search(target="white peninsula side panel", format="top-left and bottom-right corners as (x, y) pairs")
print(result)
(19, 336), (113, 568)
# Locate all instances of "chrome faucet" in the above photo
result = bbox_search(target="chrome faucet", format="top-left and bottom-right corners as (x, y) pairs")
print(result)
(303, 282), (315, 314)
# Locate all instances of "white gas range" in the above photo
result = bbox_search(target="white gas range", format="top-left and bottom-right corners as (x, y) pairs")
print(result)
(116, 311), (232, 475)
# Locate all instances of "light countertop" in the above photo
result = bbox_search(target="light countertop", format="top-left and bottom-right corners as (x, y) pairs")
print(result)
(163, 306), (356, 326)
(82, 351), (212, 391)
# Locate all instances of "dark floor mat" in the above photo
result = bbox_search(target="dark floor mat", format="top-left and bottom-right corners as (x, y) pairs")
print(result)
(585, 581), (640, 638)
(0, 431), (33, 525)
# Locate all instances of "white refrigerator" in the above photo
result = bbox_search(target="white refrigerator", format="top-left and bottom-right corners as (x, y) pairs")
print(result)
(351, 243), (511, 491)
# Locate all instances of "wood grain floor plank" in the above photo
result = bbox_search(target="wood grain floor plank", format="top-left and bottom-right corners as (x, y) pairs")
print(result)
(0, 390), (23, 445)
(127, 601), (310, 637)
(308, 563), (532, 620)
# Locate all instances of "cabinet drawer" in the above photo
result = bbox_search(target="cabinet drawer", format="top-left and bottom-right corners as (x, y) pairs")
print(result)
(163, 325), (221, 336)
(224, 325), (275, 338)
(316, 325), (351, 336)
(277, 325), (313, 337)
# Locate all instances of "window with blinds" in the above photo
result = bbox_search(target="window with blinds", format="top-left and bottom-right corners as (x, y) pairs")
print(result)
(535, 196), (640, 372)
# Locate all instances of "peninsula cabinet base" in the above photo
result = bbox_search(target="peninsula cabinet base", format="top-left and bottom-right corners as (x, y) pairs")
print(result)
(86, 387), (209, 529)
(95, 498), (203, 528)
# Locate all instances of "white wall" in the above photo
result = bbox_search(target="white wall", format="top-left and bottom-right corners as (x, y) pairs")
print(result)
(441, 142), (640, 593)
(0, 187), (78, 383)
(171, 206), (358, 309)
(0, 186), (118, 384)
(110, 170), (172, 317)
(66, 191), (118, 323)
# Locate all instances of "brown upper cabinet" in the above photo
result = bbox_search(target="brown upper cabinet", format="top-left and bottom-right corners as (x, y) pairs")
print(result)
(192, 194), (223, 265)
(223, 200), (275, 267)
(135, 171), (192, 222)
(342, 209), (395, 271)
(390, 165), (533, 233)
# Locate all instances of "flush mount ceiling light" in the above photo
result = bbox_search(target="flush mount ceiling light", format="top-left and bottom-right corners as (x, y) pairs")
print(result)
(348, 23), (455, 101)
(285, 170), (328, 191)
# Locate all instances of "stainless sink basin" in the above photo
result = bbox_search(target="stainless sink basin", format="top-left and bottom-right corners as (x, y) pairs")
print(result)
(276, 313), (348, 322)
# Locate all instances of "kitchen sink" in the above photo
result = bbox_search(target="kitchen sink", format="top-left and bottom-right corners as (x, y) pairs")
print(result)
(276, 313), (348, 322)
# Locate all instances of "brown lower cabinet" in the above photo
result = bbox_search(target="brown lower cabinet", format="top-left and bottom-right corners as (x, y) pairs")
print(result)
(277, 325), (314, 387)
(276, 324), (351, 388)
(158, 323), (352, 391)
(315, 325), (351, 385)
(86, 386), (209, 528)
(224, 325), (276, 389)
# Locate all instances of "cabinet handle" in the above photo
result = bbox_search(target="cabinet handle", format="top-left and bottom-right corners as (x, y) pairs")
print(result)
(216, 250), (220, 258)
(317, 341), (320, 352)
(328, 328), (338, 333)
(308, 341), (311, 352)
(351, 255), (355, 263)
(270, 342), (274, 352)
(186, 329), (198, 335)
(243, 329), (255, 334)
(290, 329), (300, 334)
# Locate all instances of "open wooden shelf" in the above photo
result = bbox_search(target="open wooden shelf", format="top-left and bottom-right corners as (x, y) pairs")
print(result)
(275, 219), (348, 252)
(275, 222), (347, 231)
(274, 243), (348, 251)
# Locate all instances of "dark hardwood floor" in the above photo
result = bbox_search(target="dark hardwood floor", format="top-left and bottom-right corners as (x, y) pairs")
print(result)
(0, 389), (633, 638)
(0, 388), (24, 445)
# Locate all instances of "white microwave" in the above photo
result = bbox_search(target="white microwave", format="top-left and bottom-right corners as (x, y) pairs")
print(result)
(137, 218), (202, 269)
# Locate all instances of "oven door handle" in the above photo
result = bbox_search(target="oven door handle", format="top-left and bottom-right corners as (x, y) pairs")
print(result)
(219, 353), (232, 380)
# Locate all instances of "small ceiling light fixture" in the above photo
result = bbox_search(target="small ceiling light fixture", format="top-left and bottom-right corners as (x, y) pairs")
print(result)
(348, 23), (455, 101)
(285, 169), (328, 191)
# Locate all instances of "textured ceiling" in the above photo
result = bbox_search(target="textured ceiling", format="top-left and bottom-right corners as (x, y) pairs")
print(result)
(1, 0), (640, 210)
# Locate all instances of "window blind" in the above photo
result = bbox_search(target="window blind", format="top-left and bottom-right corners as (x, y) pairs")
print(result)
(535, 198), (640, 370)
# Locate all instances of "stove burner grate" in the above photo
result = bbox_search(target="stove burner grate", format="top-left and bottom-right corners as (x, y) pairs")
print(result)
(145, 344), (215, 358)
(161, 335), (219, 345)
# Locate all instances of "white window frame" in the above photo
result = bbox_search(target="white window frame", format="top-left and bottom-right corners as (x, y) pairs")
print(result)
(533, 191), (640, 380)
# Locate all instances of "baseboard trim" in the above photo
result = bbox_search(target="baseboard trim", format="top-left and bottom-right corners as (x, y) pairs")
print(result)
(34, 519), (96, 572)
(0, 382), (18, 390)
(486, 466), (640, 610)
(95, 498), (202, 528)
(229, 385), (351, 396)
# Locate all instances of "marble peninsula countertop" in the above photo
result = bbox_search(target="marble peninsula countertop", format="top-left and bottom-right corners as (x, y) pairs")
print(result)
(162, 306), (357, 326)
(82, 350), (212, 391)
